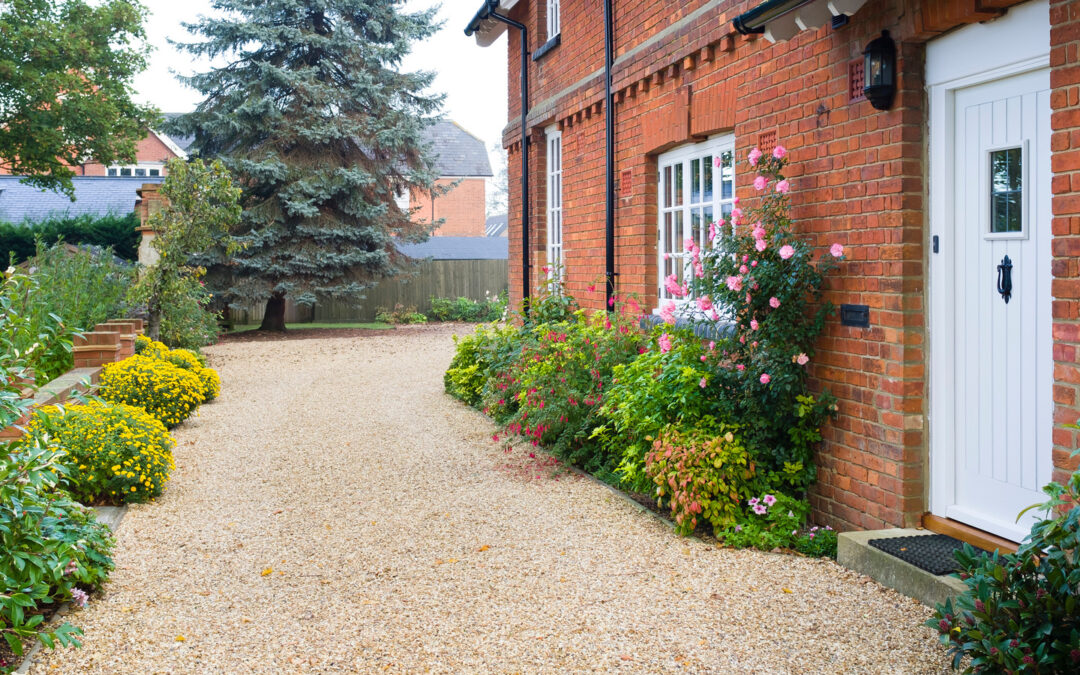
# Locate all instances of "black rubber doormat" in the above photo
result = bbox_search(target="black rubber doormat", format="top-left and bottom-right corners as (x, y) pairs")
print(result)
(867, 534), (970, 575)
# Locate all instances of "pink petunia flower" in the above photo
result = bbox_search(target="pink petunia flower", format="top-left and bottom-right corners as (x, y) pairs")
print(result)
(748, 497), (760, 506)
(775, 179), (790, 194)
(753, 175), (767, 191)
(752, 504), (768, 515)
(760, 373), (771, 384)
(830, 242), (844, 258)
(779, 245), (795, 260)
(769, 296), (780, 308)
(773, 145), (787, 159)
(658, 332), (673, 354)
(748, 147), (763, 166)
(763, 494), (777, 506)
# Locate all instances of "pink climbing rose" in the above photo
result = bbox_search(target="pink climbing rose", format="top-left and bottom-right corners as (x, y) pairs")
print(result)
(773, 145), (787, 159)
(759, 373), (771, 384)
(753, 175), (767, 191)
(755, 238), (767, 252)
(696, 295), (713, 312)
(736, 364), (746, 371)
(775, 179), (790, 194)
(795, 352), (810, 365)
(726, 275), (743, 292)
(750, 319), (759, 331)
(699, 377), (707, 388)
(660, 300), (677, 325)
(769, 296), (780, 308)
(739, 264), (748, 274)
(664, 273), (686, 298)
(658, 332), (673, 354)
(748, 147), (763, 166)
(779, 245), (795, 260)
(831, 242), (845, 257)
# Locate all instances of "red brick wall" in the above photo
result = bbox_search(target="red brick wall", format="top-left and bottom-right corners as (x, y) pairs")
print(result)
(0, 130), (178, 176)
(1050, 0), (1080, 483)
(411, 178), (487, 236)
(499, 0), (1068, 533)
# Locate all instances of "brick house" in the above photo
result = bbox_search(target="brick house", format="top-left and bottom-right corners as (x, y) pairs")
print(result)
(400, 120), (494, 236)
(465, 0), (1079, 544)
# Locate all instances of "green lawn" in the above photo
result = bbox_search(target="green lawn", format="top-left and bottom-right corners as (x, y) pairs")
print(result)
(227, 322), (393, 333)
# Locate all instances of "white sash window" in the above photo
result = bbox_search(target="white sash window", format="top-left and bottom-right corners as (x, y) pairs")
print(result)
(545, 125), (563, 277)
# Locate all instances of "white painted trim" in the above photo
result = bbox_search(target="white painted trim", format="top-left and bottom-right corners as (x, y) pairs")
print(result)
(545, 124), (563, 277)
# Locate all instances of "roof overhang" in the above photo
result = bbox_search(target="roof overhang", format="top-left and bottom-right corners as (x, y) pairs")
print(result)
(733, 0), (868, 43)
(464, 0), (520, 47)
(150, 129), (189, 160)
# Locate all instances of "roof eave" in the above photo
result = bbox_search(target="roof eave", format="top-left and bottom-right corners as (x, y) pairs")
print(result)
(464, 0), (519, 47)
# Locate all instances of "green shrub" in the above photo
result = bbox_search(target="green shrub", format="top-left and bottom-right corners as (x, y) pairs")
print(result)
(98, 355), (203, 428)
(29, 402), (175, 504)
(929, 445), (1080, 673)
(27, 241), (134, 334)
(375, 303), (427, 325)
(0, 439), (115, 661)
(0, 214), (140, 265)
(155, 275), (220, 351)
(714, 492), (836, 557)
(645, 423), (757, 535)
(429, 292), (506, 322)
(0, 266), (72, 385)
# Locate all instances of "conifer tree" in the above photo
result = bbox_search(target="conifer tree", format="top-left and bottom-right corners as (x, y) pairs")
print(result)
(170, 0), (442, 330)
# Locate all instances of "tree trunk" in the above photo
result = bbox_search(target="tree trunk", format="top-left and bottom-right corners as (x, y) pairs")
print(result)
(147, 309), (161, 342)
(259, 293), (287, 331)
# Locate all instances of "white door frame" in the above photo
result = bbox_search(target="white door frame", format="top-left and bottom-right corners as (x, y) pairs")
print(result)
(927, 0), (1050, 537)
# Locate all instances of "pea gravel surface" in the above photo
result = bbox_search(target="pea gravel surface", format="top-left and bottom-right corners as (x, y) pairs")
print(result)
(30, 325), (949, 674)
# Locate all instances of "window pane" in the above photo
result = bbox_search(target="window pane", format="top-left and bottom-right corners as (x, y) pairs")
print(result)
(149, 169), (160, 176)
(990, 147), (1022, 233)
(134, 168), (146, 177)
(120, 168), (132, 176)
(721, 150), (734, 200)
(691, 158), (700, 204)
(703, 156), (713, 202)
(107, 168), (118, 176)
(663, 166), (672, 208)
(703, 206), (713, 246)
(674, 163), (683, 206)
(691, 209), (701, 249)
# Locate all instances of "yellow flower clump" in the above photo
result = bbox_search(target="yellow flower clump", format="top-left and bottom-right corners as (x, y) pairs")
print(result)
(99, 355), (203, 428)
(134, 334), (168, 360)
(163, 348), (220, 403)
(30, 401), (176, 504)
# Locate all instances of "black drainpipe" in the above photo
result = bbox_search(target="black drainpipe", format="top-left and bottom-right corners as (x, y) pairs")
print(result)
(486, 10), (531, 314)
(603, 0), (616, 308)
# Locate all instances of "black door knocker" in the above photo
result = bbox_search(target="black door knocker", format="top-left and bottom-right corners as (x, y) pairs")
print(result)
(997, 255), (1013, 304)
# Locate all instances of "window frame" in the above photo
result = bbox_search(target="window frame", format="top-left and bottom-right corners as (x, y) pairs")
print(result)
(545, 124), (564, 278)
(546, 0), (560, 41)
(655, 133), (736, 310)
(107, 164), (163, 178)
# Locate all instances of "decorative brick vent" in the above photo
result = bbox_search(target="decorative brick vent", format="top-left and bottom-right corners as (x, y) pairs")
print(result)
(757, 130), (777, 154)
(849, 59), (866, 102)
(618, 168), (632, 197)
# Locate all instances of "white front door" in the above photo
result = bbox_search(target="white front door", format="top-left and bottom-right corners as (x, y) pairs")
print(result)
(928, 0), (1053, 541)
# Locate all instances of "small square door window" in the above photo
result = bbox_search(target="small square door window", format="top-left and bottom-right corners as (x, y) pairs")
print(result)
(990, 147), (1022, 234)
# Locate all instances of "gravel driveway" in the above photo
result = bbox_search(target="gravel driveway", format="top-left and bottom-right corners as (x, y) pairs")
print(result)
(30, 324), (948, 673)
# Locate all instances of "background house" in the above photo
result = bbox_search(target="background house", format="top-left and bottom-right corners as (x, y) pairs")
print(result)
(466, 0), (1077, 546)
(0, 175), (164, 223)
(404, 120), (494, 236)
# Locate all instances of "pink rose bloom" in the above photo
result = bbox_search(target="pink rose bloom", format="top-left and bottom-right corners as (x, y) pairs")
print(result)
(742, 254), (749, 262)
(708, 221), (717, 241)
(664, 273), (686, 298)
(753, 175), (767, 191)
(541, 266), (549, 274)
(658, 332), (673, 354)
(663, 253), (670, 260)
(775, 179), (790, 194)
(731, 207), (743, 225)
(755, 238), (767, 252)
(660, 300), (677, 325)
(831, 242), (844, 257)
(769, 296), (780, 308)
(779, 245), (795, 260)
(750, 319), (759, 330)
(709, 310), (720, 321)
(796, 352), (809, 365)
(696, 295), (713, 312)
(750, 260), (758, 267)
(586, 284), (597, 292)
(739, 264), (748, 275)
(773, 145), (787, 159)
(738, 335), (746, 344)
(760, 373), (771, 384)
(763, 494), (777, 506)
(725, 275), (743, 292)
(714, 155), (723, 168)
(699, 377), (707, 388)
(708, 341), (715, 351)
(736, 364), (746, 371)
(693, 261), (704, 278)
(684, 238), (695, 251)
(748, 147), (763, 166)
(752, 224), (766, 240)
(700, 355), (707, 362)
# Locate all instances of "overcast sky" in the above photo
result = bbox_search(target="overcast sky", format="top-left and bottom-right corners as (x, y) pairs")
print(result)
(132, 1), (508, 161)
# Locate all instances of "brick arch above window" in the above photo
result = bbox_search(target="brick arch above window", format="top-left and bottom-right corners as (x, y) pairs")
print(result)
(639, 83), (737, 155)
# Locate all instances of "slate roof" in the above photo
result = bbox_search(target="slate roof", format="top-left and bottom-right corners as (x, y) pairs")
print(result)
(0, 176), (163, 224)
(423, 121), (493, 177)
(485, 214), (508, 237)
(161, 113), (196, 153)
(397, 236), (507, 260)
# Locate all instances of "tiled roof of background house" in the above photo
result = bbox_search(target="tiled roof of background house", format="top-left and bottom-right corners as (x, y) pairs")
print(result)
(161, 113), (197, 153)
(423, 121), (493, 177)
(397, 236), (507, 260)
(0, 176), (164, 224)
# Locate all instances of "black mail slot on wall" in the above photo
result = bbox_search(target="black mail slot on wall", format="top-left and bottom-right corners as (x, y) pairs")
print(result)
(840, 304), (870, 327)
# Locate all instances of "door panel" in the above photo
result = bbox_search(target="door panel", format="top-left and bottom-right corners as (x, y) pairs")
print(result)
(944, 68), (1052, 541)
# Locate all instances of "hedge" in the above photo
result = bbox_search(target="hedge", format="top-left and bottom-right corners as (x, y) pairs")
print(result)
(0, 214), (140, 263)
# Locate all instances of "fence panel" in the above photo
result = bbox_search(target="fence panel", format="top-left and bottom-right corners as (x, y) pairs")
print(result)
(230, 258), (508, 324)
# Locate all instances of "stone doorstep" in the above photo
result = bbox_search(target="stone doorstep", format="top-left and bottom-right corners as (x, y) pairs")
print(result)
(837, 528), (967, 608)
(13, 505), (127, 675)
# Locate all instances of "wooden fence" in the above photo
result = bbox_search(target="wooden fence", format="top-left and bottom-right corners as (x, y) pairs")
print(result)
(229, 258), (509, 324)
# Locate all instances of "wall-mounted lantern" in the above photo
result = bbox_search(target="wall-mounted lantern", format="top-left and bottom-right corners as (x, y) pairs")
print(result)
(863, 30), (896, 110)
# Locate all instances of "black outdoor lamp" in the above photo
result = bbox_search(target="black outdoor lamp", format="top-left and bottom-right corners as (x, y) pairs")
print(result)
(863, 30), (896, 110)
